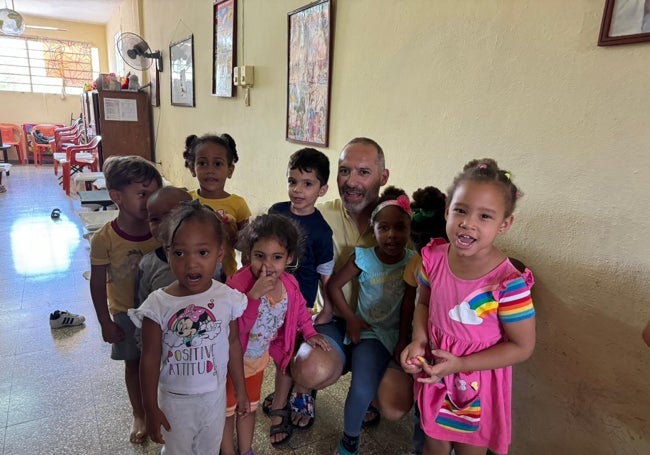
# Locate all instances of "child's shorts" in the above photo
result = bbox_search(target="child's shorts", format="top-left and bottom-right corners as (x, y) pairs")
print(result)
(110, 311), (140, 361)
(225, 369), (264, 417)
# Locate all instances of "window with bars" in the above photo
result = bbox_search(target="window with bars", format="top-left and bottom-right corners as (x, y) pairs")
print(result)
(0, 35), (99, 95)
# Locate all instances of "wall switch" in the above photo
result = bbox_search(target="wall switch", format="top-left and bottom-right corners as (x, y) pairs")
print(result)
(240, 65), (254, 87)
(233, 66), (239, 86)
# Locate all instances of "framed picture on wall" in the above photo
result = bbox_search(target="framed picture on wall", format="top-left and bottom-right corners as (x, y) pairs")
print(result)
(213, 0), (237, 97)
(286, 0), (332, 146)
(149, 60), (160, 107)
(170, 35), (195, 107)
(598, 0), (650, 45)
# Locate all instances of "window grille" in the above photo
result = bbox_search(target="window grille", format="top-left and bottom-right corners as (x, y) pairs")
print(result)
(0, 35), (97, 95)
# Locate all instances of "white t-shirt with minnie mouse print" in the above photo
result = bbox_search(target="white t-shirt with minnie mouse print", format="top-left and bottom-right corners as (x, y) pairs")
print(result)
(129, 280), (247, 394)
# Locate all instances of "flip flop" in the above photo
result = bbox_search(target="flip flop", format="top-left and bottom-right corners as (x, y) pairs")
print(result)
(50, 208), (61, 219)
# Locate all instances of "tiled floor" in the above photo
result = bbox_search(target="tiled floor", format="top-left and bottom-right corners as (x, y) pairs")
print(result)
(0, 165), (414, 454)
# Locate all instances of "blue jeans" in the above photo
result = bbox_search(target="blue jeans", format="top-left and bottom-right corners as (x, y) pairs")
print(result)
(343, 338), (391, 437)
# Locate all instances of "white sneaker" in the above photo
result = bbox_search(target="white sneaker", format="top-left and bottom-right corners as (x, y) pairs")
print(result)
(49, 310), (85, 328)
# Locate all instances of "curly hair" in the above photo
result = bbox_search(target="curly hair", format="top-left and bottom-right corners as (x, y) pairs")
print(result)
(411, 186), (447, 250)
(238, 214), (303, 262)
(447, 158), (521, 217)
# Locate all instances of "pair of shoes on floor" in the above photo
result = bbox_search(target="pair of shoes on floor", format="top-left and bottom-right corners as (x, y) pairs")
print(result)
(49, 310), (85, 328)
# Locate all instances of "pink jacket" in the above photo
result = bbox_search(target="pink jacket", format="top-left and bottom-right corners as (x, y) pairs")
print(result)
(226, 266), (318, 372)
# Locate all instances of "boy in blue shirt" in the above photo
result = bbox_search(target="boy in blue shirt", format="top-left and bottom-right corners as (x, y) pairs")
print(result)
(266, 147), (334, 428)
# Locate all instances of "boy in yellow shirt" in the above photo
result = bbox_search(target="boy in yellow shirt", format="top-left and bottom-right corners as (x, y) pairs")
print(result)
(89, 155), (162, 444)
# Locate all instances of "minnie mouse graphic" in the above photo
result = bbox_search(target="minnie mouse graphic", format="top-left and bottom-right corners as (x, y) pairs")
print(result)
(168, 304), (221, 347)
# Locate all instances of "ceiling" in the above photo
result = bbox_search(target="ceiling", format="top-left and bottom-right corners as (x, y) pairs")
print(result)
(5, 0), (122, 24)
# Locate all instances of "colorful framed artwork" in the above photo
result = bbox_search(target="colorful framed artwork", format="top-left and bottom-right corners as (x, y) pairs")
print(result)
(286, 0), (332, 146)
(169, 35), (195, 107)
(213, 0), (237, 97)
(598, 0), (650, 45)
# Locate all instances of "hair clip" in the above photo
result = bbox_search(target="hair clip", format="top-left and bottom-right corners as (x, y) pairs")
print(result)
(479, 164), (488, 169)
(412, 208), (437, 223)
(504, 172), (511, 180)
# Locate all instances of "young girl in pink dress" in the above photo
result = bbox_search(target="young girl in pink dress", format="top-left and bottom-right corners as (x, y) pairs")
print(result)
(401, 159), (536, 455)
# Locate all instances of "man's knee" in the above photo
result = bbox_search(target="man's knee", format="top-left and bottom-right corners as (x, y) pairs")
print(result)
(292, 343), (343, 389)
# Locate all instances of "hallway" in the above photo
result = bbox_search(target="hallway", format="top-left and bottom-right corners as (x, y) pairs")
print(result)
(0, 165), (413, 454)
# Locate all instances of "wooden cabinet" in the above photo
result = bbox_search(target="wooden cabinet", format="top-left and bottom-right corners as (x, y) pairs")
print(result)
(81, 90), (153, 165)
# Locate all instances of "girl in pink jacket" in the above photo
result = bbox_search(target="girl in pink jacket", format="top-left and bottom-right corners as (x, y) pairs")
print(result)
(220, 214), (331, 455)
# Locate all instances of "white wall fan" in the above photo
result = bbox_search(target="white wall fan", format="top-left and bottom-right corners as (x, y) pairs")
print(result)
(117, 32), (163, 72)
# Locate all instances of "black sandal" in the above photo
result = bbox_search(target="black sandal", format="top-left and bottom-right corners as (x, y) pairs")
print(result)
(261, 391), (275, 416)
(269, 404), (293, 447)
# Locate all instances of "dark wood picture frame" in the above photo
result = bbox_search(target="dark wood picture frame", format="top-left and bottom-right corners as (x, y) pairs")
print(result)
(169, 35), (195, 107)
(149, 60), (160, 107)
(213, 0), (237, 97)
(598, 0), (650, 46)
(286, 0), (332, 146)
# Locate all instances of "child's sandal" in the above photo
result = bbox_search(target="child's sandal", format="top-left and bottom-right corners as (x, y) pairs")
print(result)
(269, 404), (293, 447)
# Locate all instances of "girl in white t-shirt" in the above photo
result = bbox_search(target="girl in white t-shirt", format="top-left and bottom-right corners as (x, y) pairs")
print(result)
(129, 200), (249, 454)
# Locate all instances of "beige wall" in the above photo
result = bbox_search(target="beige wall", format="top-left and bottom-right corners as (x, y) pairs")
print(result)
(0, 16), (107, 141)
(136, 0), (650, 452)
(106, 0), (143, 81)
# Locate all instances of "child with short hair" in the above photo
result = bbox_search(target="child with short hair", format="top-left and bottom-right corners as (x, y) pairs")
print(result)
(89, 155), (162, 444)
(221, 214), (331, 455)
(265, 147), (334, 428)
(134, 185), (192, 308)
(401, 159), (536, 455)
(269, 147), (334, 310)
(135, 185), (227, 307)
(327, 186), (416, 455)
(184, 133), (251, 277)
(129, 200), (249, 454)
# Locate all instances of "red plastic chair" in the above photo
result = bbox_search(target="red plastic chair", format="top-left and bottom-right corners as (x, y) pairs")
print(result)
(53, 121), (83, 176)
(31, 124), (62, 165)
(62, 135), (102, 195)
(0, 123), (27, 164)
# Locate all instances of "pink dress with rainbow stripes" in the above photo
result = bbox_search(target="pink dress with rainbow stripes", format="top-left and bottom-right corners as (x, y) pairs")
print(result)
(415, 239), (535, 454)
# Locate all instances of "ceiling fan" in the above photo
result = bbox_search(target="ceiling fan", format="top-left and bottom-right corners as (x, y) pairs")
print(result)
(0, 0), (66, 36)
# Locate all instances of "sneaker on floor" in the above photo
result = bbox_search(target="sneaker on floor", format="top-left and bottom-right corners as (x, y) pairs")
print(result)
(49, 310), (85, 328)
